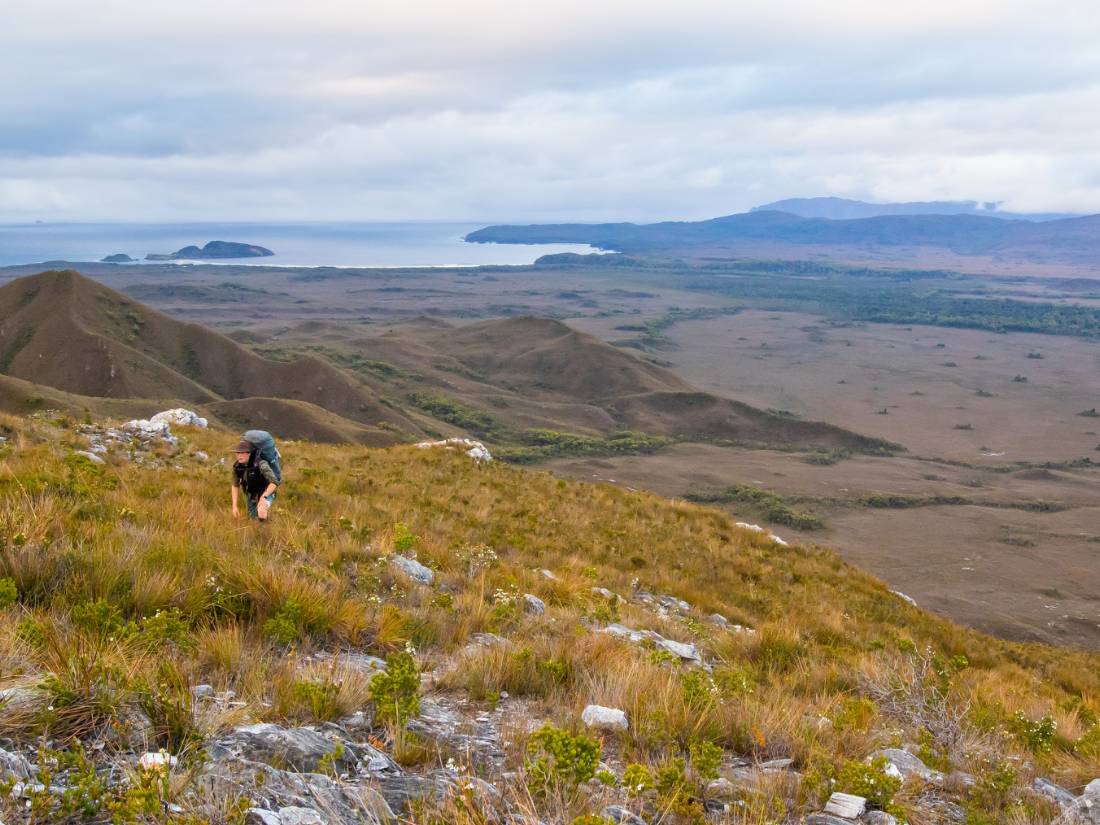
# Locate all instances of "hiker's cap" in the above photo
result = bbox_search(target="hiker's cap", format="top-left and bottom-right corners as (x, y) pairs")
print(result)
(232, 440), (253, 453)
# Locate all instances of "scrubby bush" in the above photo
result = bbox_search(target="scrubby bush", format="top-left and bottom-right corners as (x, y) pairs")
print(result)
(525, 724), (601, 792)
(369, 650), (421, 725)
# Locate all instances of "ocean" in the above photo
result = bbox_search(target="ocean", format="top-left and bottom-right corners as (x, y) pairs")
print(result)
(0, 221), (599, 268)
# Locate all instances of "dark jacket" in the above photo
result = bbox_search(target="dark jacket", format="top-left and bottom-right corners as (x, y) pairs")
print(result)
(234, 458), (279, 498)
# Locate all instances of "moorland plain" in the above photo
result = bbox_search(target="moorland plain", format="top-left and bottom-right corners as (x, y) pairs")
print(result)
(3, 255), (1099, 648)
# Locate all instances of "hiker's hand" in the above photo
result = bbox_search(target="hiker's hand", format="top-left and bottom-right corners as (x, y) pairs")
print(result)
(232, 506), (241, 520)
(257, 498), (270, 519)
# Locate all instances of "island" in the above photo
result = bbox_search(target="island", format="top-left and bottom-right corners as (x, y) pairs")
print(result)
(145, 240), (274, 260)
(100, 253), (136, 263)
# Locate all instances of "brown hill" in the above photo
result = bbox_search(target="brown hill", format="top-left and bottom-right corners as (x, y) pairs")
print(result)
(268, 316), (897, 454)
(0, 270), (419, 440)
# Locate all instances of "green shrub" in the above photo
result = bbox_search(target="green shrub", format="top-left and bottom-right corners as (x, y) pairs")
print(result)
(0, 577), (17, 609)
(1076, 724), (1100, 758)
(689, 738), (722, 782)
(1010, 711), (1057, 754)
(525, 724), (601, 791)
(836, 756), (902, 813)
(623, 763), (654, 795)
(392, 522), (418, 553)
(369, 650), (421, 725)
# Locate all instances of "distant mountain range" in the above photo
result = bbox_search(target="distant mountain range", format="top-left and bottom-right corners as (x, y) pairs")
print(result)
(466, 208), (1100, 264)
(749, 196), (1079, 222)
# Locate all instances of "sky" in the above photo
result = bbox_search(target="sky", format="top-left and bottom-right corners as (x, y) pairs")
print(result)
(3, 0), (1100, 222)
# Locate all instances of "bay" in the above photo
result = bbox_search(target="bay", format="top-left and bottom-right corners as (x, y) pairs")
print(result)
(0, 221), (601, 268)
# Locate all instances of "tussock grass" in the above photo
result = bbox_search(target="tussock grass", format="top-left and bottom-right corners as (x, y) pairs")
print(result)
(0, 411), (1099, 821)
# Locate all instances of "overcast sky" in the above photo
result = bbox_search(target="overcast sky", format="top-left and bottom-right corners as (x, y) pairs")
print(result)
(3, 0), (1100, 222)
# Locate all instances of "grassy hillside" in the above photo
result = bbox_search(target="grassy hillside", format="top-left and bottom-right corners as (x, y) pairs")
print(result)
(0, 412), (1097, 823)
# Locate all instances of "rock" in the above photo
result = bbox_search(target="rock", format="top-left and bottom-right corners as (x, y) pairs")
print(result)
(370, 771), (455, 813)
(192, 684), (216, 700)
(1053, 779), (1100, 824)
(101, 253), (135, 263)
(522, 594), (546, 615)
(245, 809), (281, 825)
(709, 613), (729, 626)
(122, 418), (178, 445)
(151, 408), (208, 428)
(601, 805), (647, 824)
(73, 450), (105, 464)
(891, 590), (918, 606)
(138, 752), (177, 771)
(149, 241), (274, 260)
(863, 813), (898, 825)
(390, 554), (434, 585)
(600, 623), (703, 666)
(760, 758), (794, 771)
(194, 451), (209, 461)
(592, 587), (617, 599)
(823, 791), (866, 818)
(215, 723), (352, 773)
(539, 569), (556, 579)
(805, 815), (856, 825)
(415, 438), (492, 463)
(871, 748), (945, 784)
(657, 594), (691, 612)
(276, 807), (325, 825)
(707, 778), (736, 798)
(581, 704), (628, 732)
(0, 746), (33, 780)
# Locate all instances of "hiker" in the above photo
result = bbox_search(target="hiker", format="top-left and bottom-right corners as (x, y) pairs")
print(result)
(230, 430), (283, 522)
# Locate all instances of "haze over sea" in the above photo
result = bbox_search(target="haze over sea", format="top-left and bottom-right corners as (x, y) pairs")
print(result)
(0, 222), (600, 268)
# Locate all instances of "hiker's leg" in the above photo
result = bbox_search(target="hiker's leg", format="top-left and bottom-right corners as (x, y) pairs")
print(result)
(247, 496), (259, 520)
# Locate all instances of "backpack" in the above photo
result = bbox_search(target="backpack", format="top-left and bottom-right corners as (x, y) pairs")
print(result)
(240, 430), (282, 484)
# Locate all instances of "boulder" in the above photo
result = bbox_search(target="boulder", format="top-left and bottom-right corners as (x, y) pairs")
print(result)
(276, 808), (325, 825)
(245, 810), (281, 825)
(73, 450), (105, 465)
(871, 748), (945, 785)
(863, 813), (899, 825)
(415, 438), (492, 463)
(151, 408), (208, 428)
(214, 723), (352, 773)
(581, 704), (628, 732)
(1033, 777), (1079, 809)
(804, 816), (856, 825)
(600, 623), (703, 666)
(601, 805), (647, 824)
(390, 554), (434, 585)
(1053, 779), (1100, 824)
(0, 746), (33, 781)
(522, 594), (546, 615)
(823, 791), (865, 818)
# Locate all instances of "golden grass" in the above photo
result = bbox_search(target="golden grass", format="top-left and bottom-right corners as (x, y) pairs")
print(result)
(0, 411), (1098, 820)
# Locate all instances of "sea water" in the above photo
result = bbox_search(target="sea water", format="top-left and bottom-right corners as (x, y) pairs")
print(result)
(0, 221), (601, 268)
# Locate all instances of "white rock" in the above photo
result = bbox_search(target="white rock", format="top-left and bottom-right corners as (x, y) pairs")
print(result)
(891, 590), (918, 606)
(122, 418), (178, 445)
(276, 807), (325, 825)
(522, 594), (546, 615)
(194, 451), (209, 461)
(245, 810), (281, 825)
(390, 554), (434, 585)
(138, 752), (177, 771)
(539, 568), (556, 579)
(581, 704), (628, 732)
(823, 791), (866, 818)
(151, 408), (208, 428)
(415, 437), (492, 463)
(73, 450), (105, 465)
(600, 623), (703, 666)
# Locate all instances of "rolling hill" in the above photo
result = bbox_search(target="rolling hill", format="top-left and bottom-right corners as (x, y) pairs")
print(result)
(0, 270), (415, 441)
(0, 270), (894, 455)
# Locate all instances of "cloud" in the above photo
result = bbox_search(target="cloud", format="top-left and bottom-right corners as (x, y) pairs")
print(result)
(2, 1), (1099, 220)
